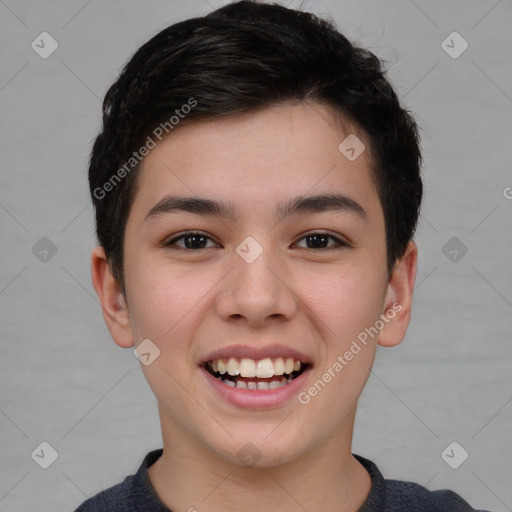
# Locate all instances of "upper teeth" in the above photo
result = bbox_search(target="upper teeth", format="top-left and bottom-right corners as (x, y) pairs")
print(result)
(210, 357), (302, 378)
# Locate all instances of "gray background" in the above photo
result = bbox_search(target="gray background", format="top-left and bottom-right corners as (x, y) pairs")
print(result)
(1, 0), (511, 511)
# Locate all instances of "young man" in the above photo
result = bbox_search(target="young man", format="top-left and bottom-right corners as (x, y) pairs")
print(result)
(76, 1), (490, 511)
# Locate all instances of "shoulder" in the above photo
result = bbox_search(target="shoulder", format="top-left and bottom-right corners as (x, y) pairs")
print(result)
(384, 478), (488, 511)
(72, 449), (167, 512)
(354, 454), (490, 512)
(73, 475), (137, 511)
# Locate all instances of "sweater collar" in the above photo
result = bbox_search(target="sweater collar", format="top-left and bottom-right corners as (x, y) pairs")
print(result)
(137, 449), (384, 511)
(354, 454), (386, 511)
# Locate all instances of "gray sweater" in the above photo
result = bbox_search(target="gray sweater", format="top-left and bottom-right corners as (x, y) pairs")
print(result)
(74, 449), (491, 511)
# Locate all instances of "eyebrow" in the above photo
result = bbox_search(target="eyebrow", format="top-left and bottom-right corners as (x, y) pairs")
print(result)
(144, 193), (368, 223)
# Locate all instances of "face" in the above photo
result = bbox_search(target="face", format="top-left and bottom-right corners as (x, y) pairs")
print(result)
(98, 101), (414, 467)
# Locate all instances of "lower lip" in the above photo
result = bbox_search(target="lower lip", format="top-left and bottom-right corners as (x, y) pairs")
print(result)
(200, 366), (311, 409)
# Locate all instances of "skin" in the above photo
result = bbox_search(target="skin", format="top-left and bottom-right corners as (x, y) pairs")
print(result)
(91, 101), (417, 512)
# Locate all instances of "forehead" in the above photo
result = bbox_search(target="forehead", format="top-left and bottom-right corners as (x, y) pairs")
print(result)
(129, 101), (382, 226)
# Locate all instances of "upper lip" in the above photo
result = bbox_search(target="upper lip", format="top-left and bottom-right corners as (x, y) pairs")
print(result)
(201, 344), (312, 365)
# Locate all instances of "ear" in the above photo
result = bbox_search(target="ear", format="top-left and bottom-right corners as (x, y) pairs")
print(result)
(90, 245), (134, 348)
(378, 240), (418, 348)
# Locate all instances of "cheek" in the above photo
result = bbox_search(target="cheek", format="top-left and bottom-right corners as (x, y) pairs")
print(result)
(298, 270), (382, 421)
(127, 262), (210, 406)
(126, 259), (215, 345)
(302, 265), (385, 344)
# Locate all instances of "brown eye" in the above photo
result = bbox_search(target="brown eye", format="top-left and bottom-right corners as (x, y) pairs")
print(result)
(294, 232), (348, 250)
(164, 231), (218, 250)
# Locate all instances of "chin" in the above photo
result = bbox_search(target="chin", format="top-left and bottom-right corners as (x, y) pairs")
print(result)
(204, 428), (311, 469)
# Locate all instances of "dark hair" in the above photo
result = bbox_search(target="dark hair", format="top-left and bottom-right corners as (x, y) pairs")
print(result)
(88, 0), (422, 295)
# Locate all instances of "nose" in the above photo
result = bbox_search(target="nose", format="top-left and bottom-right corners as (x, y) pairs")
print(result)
(214, 240), (298, 327)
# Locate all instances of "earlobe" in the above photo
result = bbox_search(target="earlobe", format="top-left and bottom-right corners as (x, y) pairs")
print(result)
(377, 240), (418, 348)
(90, 246), (134, 348)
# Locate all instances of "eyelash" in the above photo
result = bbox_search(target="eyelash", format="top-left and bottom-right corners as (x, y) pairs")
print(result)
(163, 230), (349, 251)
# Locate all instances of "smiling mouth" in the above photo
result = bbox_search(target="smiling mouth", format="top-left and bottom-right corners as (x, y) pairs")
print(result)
(204, 357), (311, 390)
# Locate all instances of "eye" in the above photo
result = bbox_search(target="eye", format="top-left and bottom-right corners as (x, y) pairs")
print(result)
(293, 231), (349, 250)
(163, 230), (349, 251)
(163, 231), (219, 250)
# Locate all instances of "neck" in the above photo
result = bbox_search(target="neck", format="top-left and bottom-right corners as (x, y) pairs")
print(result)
(148, 408), (372, 512)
